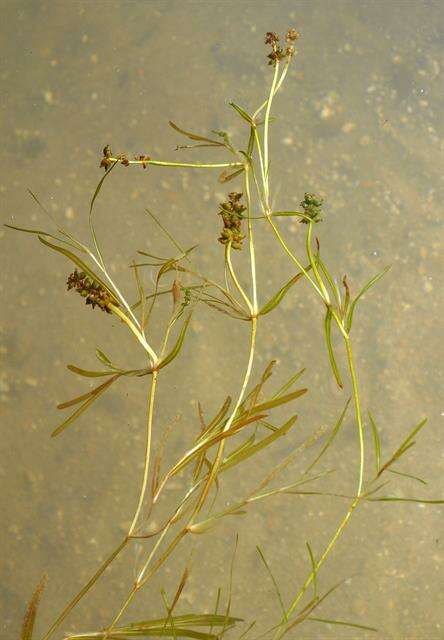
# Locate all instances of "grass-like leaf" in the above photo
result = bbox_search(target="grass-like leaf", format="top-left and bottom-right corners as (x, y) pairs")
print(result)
(250, 388), (307, 414)
(38, 236), (117, 302)
(21, 574), (47, 640)
(257, 546), (287, 622)
(346, 266), (391, 331)
(259, 273), (303, 316)
(229, 101), (254, 124)
(220, 415), (297, 473)
(324, 308), (343, 388)
(368, 411), (381, 474)
(306, 616), (377, 633)
(304, 398), (351, 475)
(52, 374), (120, 437)
(377, 418), (427, 477)
(158, 314), (192, 371)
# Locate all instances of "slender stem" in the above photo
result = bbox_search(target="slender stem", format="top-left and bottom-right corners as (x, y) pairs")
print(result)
(190, 316), (257, 516)
(110, 157), (243, 169)
(244, 165), (258, 314)
(263, 61), (280, 207)
(40, 539), (128, 640)
(253, 58), (291, 121)
(306, 222), (330, 304)
(128, 370), (159, 536)
(225, 244), (253, 315)
(266, 217), (323, 296)
(272, 336), (365, 638)
(106, 316), (258, 631)
(40, 372), (159, 640)
(109, 303), (158, 365)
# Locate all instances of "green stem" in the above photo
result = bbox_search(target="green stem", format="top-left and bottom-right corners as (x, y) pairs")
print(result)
(109, 303), (158, 365)
(40, 371), (159, 640)
(244, 165), (258, 314)
(263, 61), (280, 207)
(128, 370), (159, 535)
(225, 243), (253, 315)
(306, 222), (330, 304)
(110, 157), (243, 169)
(272, 337), (365, 638)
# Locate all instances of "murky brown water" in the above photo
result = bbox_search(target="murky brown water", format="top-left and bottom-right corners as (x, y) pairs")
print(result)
(1, 1), (443, 639)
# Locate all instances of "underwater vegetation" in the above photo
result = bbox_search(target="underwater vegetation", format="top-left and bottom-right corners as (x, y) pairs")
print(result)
(10, 28), (443, 640)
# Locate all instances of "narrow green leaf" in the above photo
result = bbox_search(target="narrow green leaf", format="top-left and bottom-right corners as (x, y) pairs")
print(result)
(21, 574), (47, 640)
(306, 542), (317, 599)
(52, 375), (119, 437)
(95, 348), (119, 369)
(251, 388), (307, 414)
(324, 308), (343, 389)
(317, 258), (341, 308)
(169, 121), (224, 145)
(378, 418), (427, 477)
(387, 469), (427, 485)
(346, 266), (391, 331)
(198, 396), (232, 442)
(368, 496), (444, 504)
(272, 368), (305, 399)
(307, 617), (377, 633)
(259, 273), (303, 316)
(218, 167), (245, 183)
(256, 546), (287, 621)
(220, 416), (297, 473)
(229, 101), (254, 124)
(89, 161), (117, 266)
(368, 412), (381, 474)
(67, 364), (120, 378)
(304, 398), (351, 475)
(158, 314), (192, 370)
(57, 375), (121, 410)
(37, 236), (117, 301)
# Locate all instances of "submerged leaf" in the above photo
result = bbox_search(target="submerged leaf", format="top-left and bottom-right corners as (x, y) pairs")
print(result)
(368, 412), (381, 474)
(21, 574), (48, 640)
(323, 308), (343, 388)
(52, 374), (120, 436)
(157, 314), (192, 370)
(346, 266), (391, 331)
(228, 101), (254, 124)
(259, 273), (303, 316)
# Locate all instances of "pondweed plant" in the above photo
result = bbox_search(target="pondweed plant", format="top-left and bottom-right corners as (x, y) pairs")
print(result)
(12, 29), (442, 640)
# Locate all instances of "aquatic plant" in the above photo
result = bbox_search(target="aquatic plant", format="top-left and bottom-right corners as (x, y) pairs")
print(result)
(10, 27), (442, 640)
